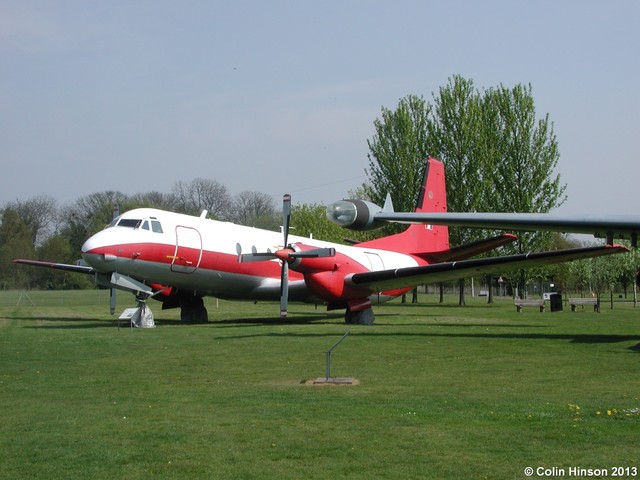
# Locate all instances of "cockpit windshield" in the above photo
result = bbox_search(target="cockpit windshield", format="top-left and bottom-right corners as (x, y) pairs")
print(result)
(107, 216), (163, 233)
(150, 219), (163, 233)
(118, 218), (142, 228)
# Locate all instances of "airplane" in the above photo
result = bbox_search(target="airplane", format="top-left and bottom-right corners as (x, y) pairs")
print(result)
(327, 163), (640, 248)
(14, 158), (628, 326)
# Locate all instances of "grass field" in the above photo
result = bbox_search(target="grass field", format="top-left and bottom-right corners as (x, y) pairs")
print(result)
(1, 290), (639, 479)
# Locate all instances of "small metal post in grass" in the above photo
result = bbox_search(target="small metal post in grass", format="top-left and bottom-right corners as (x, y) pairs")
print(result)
(326, 330), (351, 380)
(309, 330), (357, 385)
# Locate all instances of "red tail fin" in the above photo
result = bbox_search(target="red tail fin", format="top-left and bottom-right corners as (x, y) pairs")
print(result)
(358, 158), (450, 254)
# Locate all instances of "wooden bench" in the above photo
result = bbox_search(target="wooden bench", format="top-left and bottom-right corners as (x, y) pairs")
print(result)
(568, 298), (600, 313)
(515, 299), (545, 312)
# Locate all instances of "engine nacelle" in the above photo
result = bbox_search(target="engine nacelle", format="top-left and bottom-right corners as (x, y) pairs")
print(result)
(325, 199), (385, 231)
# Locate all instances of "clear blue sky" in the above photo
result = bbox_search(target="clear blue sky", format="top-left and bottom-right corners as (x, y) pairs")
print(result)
(1, 0), (638, 214)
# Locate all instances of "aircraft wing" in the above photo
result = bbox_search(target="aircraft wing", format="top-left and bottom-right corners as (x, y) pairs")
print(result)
(373, 212), (639, 244)
(13, 259), (95, 274)
(348, 244), (628, 293)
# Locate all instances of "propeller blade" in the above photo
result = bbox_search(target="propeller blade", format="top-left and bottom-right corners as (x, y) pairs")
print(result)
(282, 194), (291, 248)
(280, 261), (288, 318)
(109, 288), (116, 315)
(280, 194), (292, 319)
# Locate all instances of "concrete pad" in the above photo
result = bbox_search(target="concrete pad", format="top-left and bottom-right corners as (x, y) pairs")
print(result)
(306, 377), (358, 386)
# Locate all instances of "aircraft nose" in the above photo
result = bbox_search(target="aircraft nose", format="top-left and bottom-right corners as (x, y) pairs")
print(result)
(81, 234), (99, 255)
(81, 232), (110, 270)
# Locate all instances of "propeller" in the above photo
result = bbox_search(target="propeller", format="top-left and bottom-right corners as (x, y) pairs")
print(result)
(238, 194), (335, 318)
(280, 194), (291, 318)
(109, 203), (120, 315)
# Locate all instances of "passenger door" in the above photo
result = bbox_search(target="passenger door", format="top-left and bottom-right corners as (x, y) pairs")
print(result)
(171, 226), (203, 274)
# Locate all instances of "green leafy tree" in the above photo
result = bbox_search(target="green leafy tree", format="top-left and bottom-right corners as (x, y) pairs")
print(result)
(567, 247), (627, 308)
(4, 195), (58, 247)
(482, 83), (566, 296)
(34, 234), (92, 289)
(0, 208), (36, 288)
(427, 76), (490, 219)
(291, 204), (351, 244)
(365, 94), (431, 213)
(426, 76), (490, 305)
(365, 76), (567, 303)
(618, 247), (640, 305)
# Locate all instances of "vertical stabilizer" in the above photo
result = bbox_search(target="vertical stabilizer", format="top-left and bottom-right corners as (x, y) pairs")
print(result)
(358, 158), (450, 254)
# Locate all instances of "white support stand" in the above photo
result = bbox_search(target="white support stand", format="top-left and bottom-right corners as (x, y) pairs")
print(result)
(118, 302), (155, 328)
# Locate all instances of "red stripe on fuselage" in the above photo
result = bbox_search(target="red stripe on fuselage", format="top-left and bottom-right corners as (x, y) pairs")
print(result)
(83, 242), (304, 280)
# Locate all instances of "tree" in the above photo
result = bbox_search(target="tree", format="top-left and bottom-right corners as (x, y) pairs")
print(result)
(610, 242), (639, 306)
(365, 94), (431, 212)
(35, 234), (92, 289)
(291, 203), (351, 244)
(172, 178), (231, 218)
(427, 76), (490, 216)
(482, 83), (566, 296)
(543, 233), (581, 293)
(364, 95), (434, 303)
(59, 191), (127, 254)
(426, 76), (490, 305)
(4, 195), (58, 247)
(128, 191), (178, 211)
(568, 253), (619, 307)
(229, 191), (279, 230)
(365, 76), (567, 303)
(0, 208), (36, 288)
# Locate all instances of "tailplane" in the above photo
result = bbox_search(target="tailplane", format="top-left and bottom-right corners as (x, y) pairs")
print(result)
(358, 158), (450, 255)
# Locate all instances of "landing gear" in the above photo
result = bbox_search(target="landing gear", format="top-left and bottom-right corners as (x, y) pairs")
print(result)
(179, 295), (209, 324)
(343, 298), (375, 325)
(161, 292), (209, 323)
(345, 308), (375, 325)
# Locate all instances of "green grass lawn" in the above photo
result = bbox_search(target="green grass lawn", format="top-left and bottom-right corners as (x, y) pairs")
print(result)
(1, 291), (639, 479)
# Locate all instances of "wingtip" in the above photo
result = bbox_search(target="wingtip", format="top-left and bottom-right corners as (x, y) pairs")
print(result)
(609, 243), (630, 251)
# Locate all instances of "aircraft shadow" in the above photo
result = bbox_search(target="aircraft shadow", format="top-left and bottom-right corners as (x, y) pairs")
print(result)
(13, 315), (118, 329)
(212, 329), (640, 352)
(13, 313), (640, 351)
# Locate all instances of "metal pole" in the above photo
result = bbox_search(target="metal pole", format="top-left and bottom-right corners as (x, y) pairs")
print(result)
(326, 330), (351, 380)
